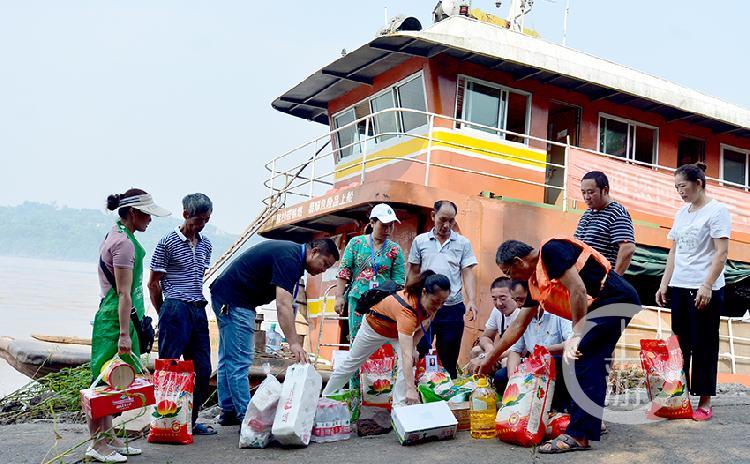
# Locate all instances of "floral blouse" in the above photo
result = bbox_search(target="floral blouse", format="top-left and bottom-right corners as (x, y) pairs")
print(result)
(337, 234), (406, 301)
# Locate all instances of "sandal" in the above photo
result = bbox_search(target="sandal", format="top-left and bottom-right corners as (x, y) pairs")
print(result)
(193, 423), (218, 435)
(538, 434), (591, 454)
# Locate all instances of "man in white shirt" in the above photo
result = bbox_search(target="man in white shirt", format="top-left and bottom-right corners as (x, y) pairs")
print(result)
(470, 277), (519, 363)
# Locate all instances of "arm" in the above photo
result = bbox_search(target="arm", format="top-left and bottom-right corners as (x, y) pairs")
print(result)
(461, 265), (478, 321)
(506, 350), (522, 376)
(656, 244), (677, 307)
(276, 286), (307, 363)
(478, 327), (498, 353)
(473, 306), (534, 374)
(545, 342), (566, 355)
(614, 242), (636, 276)
(406, 262), (421, 285)
(557, 267), (588, 361)
(334, 240), (356, 315)
(113, 267), (134, 354)
(695, 238), (729, 310)
(398, 331), (420, 404)
(147, 271), (165, 314)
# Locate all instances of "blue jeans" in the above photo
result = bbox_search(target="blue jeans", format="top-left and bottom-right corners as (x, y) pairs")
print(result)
(210, 298), (256, 419)
(158, 298), (211, 426)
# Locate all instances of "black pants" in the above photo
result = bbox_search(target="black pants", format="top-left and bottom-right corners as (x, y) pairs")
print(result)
(494, 354), (571, 413)
(158, 298), (212, 426)
(417, 302), (465, 379)
(670, 286), (723, 397)
(565, 271), (640, 442)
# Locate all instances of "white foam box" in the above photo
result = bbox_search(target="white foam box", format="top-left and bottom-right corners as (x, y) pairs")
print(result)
(391, 401), (458, 446)
(271, 364), (322, 446)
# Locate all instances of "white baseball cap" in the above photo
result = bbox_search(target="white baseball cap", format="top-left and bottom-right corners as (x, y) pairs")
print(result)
(369, 203), (400, 224)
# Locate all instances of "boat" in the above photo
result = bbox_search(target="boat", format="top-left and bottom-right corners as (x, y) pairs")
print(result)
(204, 4), (750, 378)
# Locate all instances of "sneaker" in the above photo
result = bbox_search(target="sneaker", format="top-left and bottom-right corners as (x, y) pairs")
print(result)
(217, 411), (241, 426)
(85, 447), (127, 463)
(109, 444), (142, 456)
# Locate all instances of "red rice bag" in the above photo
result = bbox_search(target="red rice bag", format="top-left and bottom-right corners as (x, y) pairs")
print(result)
(545, 412), (570, 439)
(148, 359), (195, 445)
(495, 345), (556, 447)
(640, 336), (693, 419)
(360, 345), (396, 409)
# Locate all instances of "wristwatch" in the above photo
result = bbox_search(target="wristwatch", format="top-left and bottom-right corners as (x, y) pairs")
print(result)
(479, 353), (487, 359)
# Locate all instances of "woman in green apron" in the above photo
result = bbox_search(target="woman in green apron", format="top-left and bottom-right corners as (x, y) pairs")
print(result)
(86, 188), (170, 464)
(333, 204), (406, 401)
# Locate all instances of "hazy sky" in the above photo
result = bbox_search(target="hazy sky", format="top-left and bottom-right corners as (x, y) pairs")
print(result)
(1, 1), (748, 234)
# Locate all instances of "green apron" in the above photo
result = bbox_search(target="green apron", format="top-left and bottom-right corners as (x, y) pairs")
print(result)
(90, 221), (145, 383)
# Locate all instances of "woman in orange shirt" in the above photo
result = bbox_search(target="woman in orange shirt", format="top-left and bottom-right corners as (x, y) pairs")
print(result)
(322, 270), (450, 406)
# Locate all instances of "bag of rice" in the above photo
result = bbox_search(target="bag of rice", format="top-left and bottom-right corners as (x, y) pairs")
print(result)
(640, 336), (693, 420)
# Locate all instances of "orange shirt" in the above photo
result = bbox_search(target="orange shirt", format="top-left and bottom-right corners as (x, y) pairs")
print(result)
(366, 291), (430, 338)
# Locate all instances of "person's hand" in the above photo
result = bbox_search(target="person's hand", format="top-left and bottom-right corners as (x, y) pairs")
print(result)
(334, 298), (346, 316)
(290, 343), (308, 364)
(464, 301), (478, 322)
(405, 386), (420, 405)
(695, 284), (713, 310)
(118, 333), (132, 355)
(471, 354), (492, 375)
(563, 335), (582, 362)
(655, 285), (669, 307)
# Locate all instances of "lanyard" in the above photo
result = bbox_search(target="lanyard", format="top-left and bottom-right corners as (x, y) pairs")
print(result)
(292, 244), (304, 315)
(369, 234), (388, 283)
(418, 299), (432, 350)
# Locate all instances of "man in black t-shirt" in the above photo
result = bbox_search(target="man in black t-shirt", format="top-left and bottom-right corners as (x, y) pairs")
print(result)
(474, 238), (641, 454)
(209, 238), (339, 425)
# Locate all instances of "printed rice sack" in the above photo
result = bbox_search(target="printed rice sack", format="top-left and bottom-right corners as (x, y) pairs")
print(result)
(148, 359), (195, 445)
(417, 367), (452, 403)
(360, 345), (396, 409)
(239, 364), (282, 449)
(495, 345), (556, 447)
(640, 336), (693, 419)
(545, 412), (570, 439)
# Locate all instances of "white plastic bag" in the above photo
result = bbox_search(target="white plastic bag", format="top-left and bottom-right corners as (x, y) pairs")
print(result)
(239, 364), (282, 449)
(271, 363), (322, 446)
(311, 398), (351, 443)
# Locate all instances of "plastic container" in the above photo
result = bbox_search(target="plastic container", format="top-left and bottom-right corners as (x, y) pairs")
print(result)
(311, 398), (351, 443)
(470, 376), (496, 439)
(265, 323), (283, 354)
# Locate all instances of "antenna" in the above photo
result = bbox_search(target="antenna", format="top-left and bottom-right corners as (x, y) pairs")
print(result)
(507, 0), (534, 32)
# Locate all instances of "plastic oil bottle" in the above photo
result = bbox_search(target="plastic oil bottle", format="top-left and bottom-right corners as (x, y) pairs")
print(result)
(470, 376), (497, 439)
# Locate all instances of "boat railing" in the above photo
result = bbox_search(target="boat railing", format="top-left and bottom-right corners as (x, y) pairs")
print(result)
(261, 107), (748, 213)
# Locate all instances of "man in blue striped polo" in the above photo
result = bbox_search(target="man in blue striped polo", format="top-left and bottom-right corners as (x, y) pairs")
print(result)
(148, 193), (216, 435)
(574, 171), (635, 275)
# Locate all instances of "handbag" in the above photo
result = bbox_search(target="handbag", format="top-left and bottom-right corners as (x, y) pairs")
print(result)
(99, 256), (155, 354)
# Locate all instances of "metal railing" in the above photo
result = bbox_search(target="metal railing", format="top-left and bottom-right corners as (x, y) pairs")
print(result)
(262, 107), (571, 211)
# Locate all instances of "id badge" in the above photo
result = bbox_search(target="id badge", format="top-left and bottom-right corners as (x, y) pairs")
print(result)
(369, 280), (378, 290)
(425, 354), (438, 373)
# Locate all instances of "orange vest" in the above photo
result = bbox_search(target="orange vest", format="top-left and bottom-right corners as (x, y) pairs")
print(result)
(528, 237), (612, 320)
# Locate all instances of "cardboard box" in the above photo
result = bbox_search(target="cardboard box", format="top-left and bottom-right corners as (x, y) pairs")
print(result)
(448, 401), (471, 431)
(391, 401), (457, 445)
(81, 378), (155, 420)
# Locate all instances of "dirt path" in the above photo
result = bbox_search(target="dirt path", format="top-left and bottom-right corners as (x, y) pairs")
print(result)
(2, 394), (748, 464)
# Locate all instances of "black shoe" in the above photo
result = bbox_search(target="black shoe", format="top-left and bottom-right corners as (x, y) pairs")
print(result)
(217, 411), (241, 426)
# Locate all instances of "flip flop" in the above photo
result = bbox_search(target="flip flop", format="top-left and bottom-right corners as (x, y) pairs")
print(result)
(538, 434), (591, 454)
(193, 423), (218, 435)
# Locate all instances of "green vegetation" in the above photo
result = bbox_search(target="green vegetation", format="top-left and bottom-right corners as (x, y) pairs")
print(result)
(0, 202), (240, 263)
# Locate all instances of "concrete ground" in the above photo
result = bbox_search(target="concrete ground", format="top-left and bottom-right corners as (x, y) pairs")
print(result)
(2, 393), (749, 464)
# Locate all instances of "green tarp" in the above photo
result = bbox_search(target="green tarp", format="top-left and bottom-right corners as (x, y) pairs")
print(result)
(627, 245), (750, 285)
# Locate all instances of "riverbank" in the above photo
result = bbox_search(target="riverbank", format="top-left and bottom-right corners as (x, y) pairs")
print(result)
(1, 388), (748, 464)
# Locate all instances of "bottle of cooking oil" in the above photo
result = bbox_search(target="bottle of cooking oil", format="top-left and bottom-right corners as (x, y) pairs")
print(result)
(470, 376), (496, 439)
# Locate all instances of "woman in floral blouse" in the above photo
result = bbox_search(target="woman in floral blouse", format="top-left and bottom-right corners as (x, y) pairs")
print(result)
(334, 203), (406, 390)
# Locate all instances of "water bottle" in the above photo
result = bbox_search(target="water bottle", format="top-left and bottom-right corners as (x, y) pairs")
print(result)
(470, 376), (497, 439)
(265, 323), (282, 354)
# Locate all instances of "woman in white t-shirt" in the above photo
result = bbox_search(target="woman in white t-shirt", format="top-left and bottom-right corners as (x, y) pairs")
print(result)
(656, 162), (731, 421)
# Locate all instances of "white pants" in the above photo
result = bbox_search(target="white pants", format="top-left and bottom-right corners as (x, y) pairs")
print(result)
(322, 318), (407, 406)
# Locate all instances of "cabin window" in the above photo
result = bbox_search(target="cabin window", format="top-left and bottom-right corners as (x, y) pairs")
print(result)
(333, 100), (372, 160)
(455, 76), (530, 144)
(396, 76), (428, 132)
(721, 145), (749, 188)
(598, 115), (658, 164)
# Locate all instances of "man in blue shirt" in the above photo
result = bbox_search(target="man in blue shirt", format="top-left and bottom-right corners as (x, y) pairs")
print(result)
(209, 238), (339, 426)
(148, 193), (215, 435)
